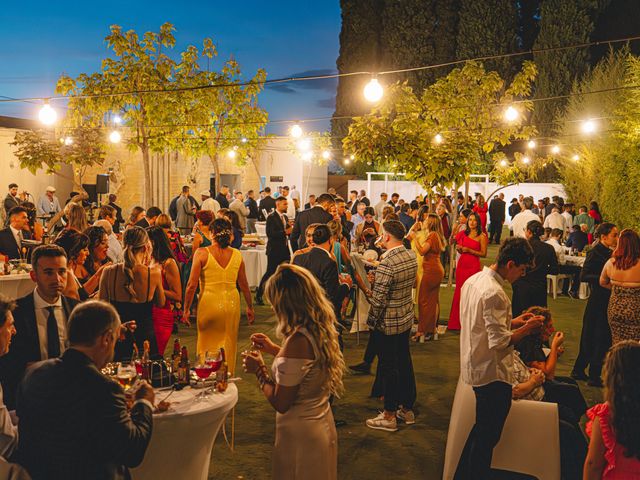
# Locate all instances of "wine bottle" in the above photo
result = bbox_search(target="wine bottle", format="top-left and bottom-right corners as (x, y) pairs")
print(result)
(217, 359), (228, 393)
(141, 340), (151, 381)
(178, 346), (189, 385)
(171, 338), (181, 376)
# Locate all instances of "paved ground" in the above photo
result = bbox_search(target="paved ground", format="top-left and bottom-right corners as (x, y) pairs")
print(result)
(172, 243), (602, 479)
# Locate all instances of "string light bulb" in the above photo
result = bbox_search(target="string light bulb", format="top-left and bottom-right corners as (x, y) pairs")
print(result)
(38, 101), (57, 125)
(290, 124), (303, 138)
(113, 115), (122, 125)
(504, 106), (519, 122)
(109, 131), (121, 143)
(499, 159), (508, 167)
(64, 137), (73, 146)
(581, 119), (596, 135)
(522, 156), (530, 164)
(302, 151), (313, 162)
(297, 138), (312, 152)
(551, 145), (561, 154)
(241, 137), (248, 143)
(227, 149), (237, 159)
(434, 133), (444, 144)
(527, 140), (536, 149)
(344, 157), (351, 165)
(572, 154), (580, 161)
(363, 77), (384, 103)
(322, 150), (331, 160)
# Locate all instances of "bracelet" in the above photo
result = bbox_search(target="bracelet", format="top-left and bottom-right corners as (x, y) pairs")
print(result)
(255, 365), (274, 389)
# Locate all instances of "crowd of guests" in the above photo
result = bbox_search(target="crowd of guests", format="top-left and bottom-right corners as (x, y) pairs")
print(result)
(0, 180), (639, 479)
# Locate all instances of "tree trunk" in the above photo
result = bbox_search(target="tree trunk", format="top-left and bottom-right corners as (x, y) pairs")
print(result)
(141, 145), (152, 207)
(208, 153), (221, 193)
(447, 182), (459, 288)
(464, 176), (470, 208)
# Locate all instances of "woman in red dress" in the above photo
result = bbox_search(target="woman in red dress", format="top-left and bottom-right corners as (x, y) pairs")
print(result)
(447, 212), (488, 330)
(472, 194), (488, 233)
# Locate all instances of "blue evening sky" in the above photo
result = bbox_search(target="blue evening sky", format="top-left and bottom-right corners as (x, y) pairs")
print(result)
(0, 0), (341, 133)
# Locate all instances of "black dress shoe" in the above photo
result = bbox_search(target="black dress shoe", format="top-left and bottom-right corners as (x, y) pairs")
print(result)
(349, 362), (371, 375)
(587, 378), (604, 388)
(570, 370), (588, 381)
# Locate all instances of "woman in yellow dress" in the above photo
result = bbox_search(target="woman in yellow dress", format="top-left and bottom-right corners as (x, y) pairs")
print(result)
(182, 218), (254, 374)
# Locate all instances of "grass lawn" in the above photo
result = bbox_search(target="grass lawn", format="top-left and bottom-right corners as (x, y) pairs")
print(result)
(174, 242), (603, 479)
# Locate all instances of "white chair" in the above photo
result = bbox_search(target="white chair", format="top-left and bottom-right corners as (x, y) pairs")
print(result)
(546, 273), (572, 299)
(442, 377), (561, 480)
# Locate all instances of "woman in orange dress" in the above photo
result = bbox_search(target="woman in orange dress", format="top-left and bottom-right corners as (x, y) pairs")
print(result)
(414, 213), (446, 341)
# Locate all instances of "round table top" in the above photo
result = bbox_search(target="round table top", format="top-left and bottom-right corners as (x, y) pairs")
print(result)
(0, 273), (32, 282)
(152, 383), (238, 421)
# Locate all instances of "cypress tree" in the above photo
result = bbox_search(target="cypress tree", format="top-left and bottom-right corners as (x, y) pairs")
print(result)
(456, 0), (519, 79)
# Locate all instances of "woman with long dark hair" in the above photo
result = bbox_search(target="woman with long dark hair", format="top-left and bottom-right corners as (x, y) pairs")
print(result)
(589, 201), (602, 226)
(126, 206), (146, 230)
(54, 229), (90, 301)
(99, 226), (165, 360)
(584, 341), (640, 478)
(218, 208), (244, 249)
(572, 223), (619, 387)
(72, 226), (111, 297)
(182, 218), (254, 373)
(147, 226), (183, 356)
(447, 212), (487, 330)
(511, 220), (558, 316)
(600, 228), (640, 343)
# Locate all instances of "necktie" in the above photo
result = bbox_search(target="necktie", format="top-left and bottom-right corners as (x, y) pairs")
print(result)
(17, 230), (23, 249)
(46, 306), (61, 358)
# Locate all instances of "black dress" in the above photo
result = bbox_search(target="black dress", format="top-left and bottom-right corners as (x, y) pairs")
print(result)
(109, 266), (159, 362)
(572, 242), (612, 381)
(512, 237), (558, 316)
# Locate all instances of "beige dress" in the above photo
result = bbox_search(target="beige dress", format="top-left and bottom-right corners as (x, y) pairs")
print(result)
(272, 328), (337, 480)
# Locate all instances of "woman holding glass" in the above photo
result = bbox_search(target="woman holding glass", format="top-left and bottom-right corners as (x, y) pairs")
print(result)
(242, 264), (344, 480)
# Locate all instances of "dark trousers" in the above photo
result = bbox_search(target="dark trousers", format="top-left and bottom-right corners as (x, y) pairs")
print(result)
(372, 329), (416, 412)
(454, 381), (512, 480)
(256, 252), (289, 300)
(363, 329), (379, 364)
(543, 377), (587, 423)
(558, 264), (581, 294)
(573, 305), (611, 382)
(488, 221), (504, 244)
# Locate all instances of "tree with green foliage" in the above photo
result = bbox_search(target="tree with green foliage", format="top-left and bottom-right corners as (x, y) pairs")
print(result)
(532, 0), (595, 136)
(456, 0), (519, 80)
(10, 127), (105, 190)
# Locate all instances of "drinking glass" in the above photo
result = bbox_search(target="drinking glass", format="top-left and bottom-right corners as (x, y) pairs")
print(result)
(116, 363), (138, 390)
(194, 353), (214, 401)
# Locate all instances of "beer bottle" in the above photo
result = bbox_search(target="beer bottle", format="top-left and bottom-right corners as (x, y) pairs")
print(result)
(171, 338), (181, 375)
(141, 340), (151, 381)
(178, 346), (190, 385)
(217, 347), (228, 393)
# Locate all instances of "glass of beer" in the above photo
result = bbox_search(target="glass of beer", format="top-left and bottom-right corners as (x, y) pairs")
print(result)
(116, 363), (138, 390)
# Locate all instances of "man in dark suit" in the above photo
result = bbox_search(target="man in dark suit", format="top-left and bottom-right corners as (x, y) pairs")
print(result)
(107, 194), (125, 234)
(3, 183), (23, 221)
(304, 194), (316, 210)
(258, 187), (276, 221)
(488, 193), (506, 244)
(566, 225), (589, 252)
(255, 197), (292, 304)
(292, 224), (350, 319)
(290, 193), (335, 251)
(0, 206), (31, 260)
(358, 190), (370, 207)
(0, 244), (78, 409)
(347, 190), (360, 214)
(16, 300), (154, 480)
(216, 185), (230, 209)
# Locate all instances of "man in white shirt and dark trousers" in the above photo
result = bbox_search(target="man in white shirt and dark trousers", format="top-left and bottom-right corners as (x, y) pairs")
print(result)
(455, 238), (544, 479)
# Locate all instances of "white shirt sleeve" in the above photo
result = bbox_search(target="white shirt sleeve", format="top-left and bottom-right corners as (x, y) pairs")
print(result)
(482, 293), (512, 351)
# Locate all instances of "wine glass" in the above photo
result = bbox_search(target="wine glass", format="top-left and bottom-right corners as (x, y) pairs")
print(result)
(116, 363), (138, 391)
(194, 353), (214, 401)
(206, 350), (222, 372)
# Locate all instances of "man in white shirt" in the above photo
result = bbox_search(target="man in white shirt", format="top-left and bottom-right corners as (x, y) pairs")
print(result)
(281, 186), (297, 220)
(229, 191), (250, 230)
(561, 204), (574, 238)
(543, 206), (565, 231)
(456, 238), (544, 479)
(510, 196), (540, 238)
(374, 193), (388, 220)
(200, 190), (220, 215)
(289, 185), (301, 212)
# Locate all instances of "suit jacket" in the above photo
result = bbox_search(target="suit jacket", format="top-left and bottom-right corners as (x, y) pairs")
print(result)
(265, 211), (290, 262)
(0, 292), (79, 409)
(215, 193), (230, 209)
(258, 196), (276, 221)
(16, 348), (153, 480)
(3, 195), (21, 217)
(108, 202), (125, 234)
(175, 195), (194, 230)
(566, 230), (589, 252)
(580, 242), (612, 326)
(508, 203), (521, 220)
(0, 228), (31, 260)
(489, 198), (506, 223)
(134, 218), (150, 229)
(292, 247), (348, 317)
(290, 206), (333, 251)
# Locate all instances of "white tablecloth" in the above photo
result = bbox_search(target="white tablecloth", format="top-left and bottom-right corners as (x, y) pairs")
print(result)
(240, 248), (268, 289)
(0, 273), (35, 299)
(132, 384), (238, 480)
(255, 222), (266, 238)
(565, 255), (586, 267)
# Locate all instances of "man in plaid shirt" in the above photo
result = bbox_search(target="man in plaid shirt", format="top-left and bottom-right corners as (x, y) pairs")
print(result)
(365, 220), (418, 432)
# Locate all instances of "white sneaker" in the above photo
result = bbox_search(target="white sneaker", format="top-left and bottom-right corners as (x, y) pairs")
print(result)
(396, 409), (416, 425)
(366, 412), (398, 432)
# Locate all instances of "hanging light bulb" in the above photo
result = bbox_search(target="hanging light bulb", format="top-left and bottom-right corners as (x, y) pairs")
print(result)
(499, 159), (508, 167)
(350, 154), (355, 160)
(527, 140), (536, 149)
(522, 156), (530, 164)
(290, 124), (303, 138)
(581, 119), (596, 135)
(227, 149), (237, 159)
(109, 131), (121, 143)
(241, 137), (248, 143)
(363, 77), (384, 103)
(433, 133), (444, 144)
(344, 158), (351, 165)
(113, 115), (122, 125)
(64, 136), (73, 146)
(322, 150), (331, 160)
(504, 106), (519, 122)
(38, 101), (57, 125)
(551, 145), (561, 155)
(572, 154), (580, 161)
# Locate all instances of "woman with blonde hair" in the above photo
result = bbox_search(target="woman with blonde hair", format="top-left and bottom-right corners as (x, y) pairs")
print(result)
(99, 226), (165, 360)
(414, 213), (446, 341)
(156, 213), (188, 264)
(65, 203), (88, 234)
(243, 264), (344, 480)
